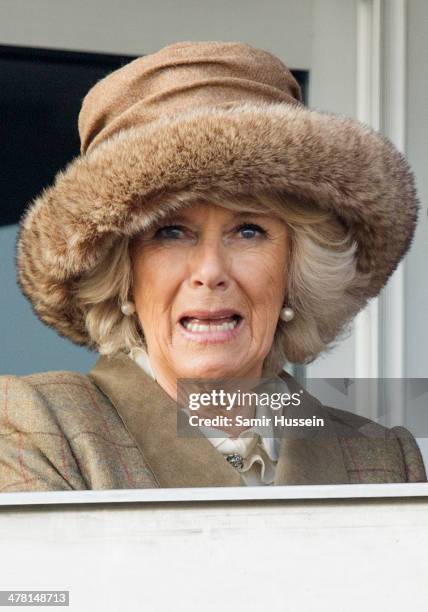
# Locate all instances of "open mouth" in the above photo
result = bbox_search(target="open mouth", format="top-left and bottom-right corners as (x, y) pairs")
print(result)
(180, 314), (242, 332)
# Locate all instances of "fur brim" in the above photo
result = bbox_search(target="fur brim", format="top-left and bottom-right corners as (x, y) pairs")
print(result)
(16, 102), (419, 347)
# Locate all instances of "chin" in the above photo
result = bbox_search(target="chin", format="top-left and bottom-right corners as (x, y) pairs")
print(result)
(177, 358), (239, 380)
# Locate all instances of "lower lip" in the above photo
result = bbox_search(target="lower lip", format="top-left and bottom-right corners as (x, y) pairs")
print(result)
(178, 318), (244, 344)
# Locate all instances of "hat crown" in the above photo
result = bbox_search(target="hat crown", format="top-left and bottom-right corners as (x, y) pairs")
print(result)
(78, 40), (303, 154)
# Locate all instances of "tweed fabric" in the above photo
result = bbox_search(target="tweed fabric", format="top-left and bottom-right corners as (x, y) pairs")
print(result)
(0, 352), (425, 492)
(15, 40), (420, 349)
(0, 371), (157, 492)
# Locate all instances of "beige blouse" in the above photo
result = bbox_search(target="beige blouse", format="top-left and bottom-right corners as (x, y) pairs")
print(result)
(128, 347), (281, 486)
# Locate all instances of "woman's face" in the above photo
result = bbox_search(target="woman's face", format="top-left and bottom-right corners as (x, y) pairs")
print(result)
(129, 202), (289, 384)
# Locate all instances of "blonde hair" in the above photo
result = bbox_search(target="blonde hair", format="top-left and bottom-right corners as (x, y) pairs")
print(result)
(73, 190), (372, 376)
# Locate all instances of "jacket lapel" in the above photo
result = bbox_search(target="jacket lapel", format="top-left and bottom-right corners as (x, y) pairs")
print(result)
(274, 370), (349, 485)
(88, 352), (244, 488)
(88, 352), (349, 487)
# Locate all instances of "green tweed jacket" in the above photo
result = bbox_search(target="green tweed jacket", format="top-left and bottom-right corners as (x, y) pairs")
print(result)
(0, 352), (426, 492)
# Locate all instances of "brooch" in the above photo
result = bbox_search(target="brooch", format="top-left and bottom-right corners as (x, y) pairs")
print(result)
(226, 453), (244, 470)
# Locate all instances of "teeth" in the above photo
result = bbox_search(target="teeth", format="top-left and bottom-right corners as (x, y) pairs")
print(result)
(183, 319), (239, 332)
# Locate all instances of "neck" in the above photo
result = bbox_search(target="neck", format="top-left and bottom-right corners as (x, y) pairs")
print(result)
(149, 354), (264, 403)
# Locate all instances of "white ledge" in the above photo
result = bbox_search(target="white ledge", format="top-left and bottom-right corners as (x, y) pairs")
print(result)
(1, 482), (428, 507)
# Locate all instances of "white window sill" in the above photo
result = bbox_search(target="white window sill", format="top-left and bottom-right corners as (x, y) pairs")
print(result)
(1, 482), (428, 507)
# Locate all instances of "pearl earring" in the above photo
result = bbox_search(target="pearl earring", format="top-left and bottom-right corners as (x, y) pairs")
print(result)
(280, 305), (294, 322)
(121, 301), (136, 316)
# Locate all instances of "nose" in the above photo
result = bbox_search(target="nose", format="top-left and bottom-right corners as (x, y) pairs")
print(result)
(188, 236), (230, 291)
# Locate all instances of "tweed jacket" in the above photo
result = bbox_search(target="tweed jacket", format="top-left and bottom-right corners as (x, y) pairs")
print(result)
(0, 352), (426, 492)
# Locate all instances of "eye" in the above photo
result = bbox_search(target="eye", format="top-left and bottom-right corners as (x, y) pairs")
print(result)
(235, 223), (267, 239)
(154, 224), (186, 240)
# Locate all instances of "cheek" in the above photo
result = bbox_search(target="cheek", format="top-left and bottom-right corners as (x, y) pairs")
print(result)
(237, 249), (287, 304)
(131, 247), (185, 321)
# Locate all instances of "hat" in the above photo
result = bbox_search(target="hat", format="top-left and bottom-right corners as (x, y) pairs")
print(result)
(16, 40), (419, 348)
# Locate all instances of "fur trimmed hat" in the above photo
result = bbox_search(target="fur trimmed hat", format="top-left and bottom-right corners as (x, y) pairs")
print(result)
(16, 40), (419, 348)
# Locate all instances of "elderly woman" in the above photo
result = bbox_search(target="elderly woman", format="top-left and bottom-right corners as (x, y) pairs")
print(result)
(0, 41), (425, 491)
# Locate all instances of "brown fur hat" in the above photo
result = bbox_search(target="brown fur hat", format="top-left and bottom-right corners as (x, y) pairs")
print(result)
(16, 41), (419, 348)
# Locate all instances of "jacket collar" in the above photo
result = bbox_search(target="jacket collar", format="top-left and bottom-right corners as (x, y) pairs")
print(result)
(88, 352), (243, 487)
(88, 352), (349, 487)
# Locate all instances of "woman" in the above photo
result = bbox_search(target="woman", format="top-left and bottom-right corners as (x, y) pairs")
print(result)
(0, 41), (425, 491)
